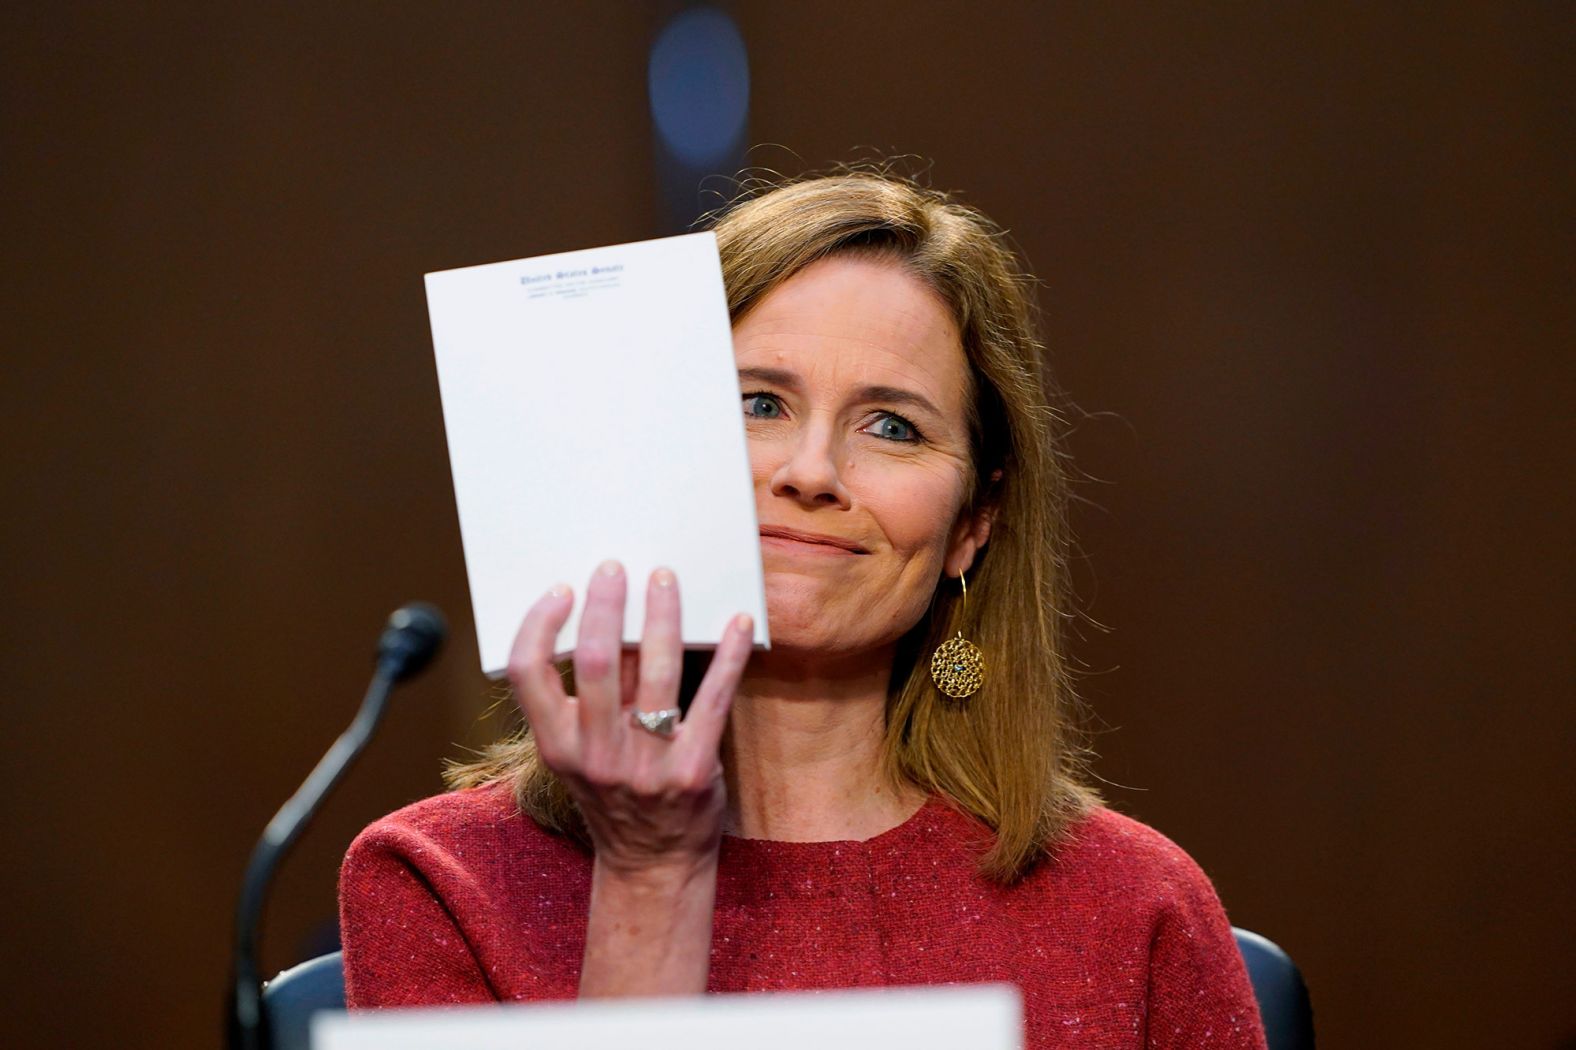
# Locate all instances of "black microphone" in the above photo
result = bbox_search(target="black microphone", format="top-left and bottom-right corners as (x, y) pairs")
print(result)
(376, 601), (447, 681)
(228, 603), (448, 1050)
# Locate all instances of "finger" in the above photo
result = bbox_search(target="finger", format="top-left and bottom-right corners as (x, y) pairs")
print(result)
(505, 584), (576, 744)
(674, 613), (753, 762)
(619, 650), (639, 707)
(573, 559), (627, 736)
(634, 567), (682, 713)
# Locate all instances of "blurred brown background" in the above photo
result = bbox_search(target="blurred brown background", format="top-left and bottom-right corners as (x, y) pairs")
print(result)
(2, 4), (1570, 1047)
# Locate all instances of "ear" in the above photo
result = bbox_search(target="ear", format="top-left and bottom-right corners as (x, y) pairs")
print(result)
(944, 470), (1002, 578)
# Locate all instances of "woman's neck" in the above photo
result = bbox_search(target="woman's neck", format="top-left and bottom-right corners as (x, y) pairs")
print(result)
(722, 645), (925, 842)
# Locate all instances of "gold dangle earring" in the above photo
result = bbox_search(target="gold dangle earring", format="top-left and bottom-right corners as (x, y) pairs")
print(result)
(930, 569), (986, 699)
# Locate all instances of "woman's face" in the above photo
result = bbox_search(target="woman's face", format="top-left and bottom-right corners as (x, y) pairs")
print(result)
(732, 253), (990, 658)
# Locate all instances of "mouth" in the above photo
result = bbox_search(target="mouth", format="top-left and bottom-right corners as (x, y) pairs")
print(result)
(758, 525), (870, 555)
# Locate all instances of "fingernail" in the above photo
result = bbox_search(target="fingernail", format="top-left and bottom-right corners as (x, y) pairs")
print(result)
(597, 559), (624, 577)
(547, 583), (571, 600)
(733, 613), (754, 634)
(652, 567), (676, 588)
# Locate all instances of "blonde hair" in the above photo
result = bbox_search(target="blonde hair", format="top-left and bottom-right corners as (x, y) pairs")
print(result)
(448, 169), (1098, 881)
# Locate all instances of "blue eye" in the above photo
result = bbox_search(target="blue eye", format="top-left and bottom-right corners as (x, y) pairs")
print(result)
(743, 392), (784, 419)
(864, 412), (921, 443)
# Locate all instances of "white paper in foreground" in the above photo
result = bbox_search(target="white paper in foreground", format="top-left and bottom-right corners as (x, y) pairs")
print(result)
(314, 983), (1022, 1050)
(424, 233), (768, 675)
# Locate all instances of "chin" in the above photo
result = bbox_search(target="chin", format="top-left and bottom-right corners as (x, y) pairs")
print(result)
(760, 575), (912, 658)
(761, 576), (845, 653)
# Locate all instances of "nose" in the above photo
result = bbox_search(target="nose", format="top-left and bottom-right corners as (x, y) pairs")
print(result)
(767, 421), (851, 509)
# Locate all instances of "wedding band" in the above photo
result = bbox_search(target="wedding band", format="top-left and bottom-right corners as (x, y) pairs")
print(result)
(631, 708), (682, 738)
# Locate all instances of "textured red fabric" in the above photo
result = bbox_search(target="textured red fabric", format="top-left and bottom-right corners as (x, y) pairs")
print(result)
(340, 783), (1267, 1049)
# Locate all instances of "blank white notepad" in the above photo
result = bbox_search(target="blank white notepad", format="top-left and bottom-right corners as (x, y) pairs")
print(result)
(424, 233), (768, 675)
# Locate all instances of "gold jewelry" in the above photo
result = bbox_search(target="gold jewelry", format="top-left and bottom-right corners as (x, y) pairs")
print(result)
(930, 570), (985, 698)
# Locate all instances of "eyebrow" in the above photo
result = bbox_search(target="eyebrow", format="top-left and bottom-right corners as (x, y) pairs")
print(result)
(736, 366), (944, 419)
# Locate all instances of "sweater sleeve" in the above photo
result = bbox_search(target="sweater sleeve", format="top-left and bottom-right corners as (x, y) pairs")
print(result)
(1143, 853), (1268, 1050)
(338, 825), (497, 1008)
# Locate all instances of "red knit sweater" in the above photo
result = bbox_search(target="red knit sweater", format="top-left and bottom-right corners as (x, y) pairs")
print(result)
(339, 784), (1266, 1049)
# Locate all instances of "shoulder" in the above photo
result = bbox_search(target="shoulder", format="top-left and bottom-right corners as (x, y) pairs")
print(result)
(342, 781), (586, 890)
(1056, 805), (1215, 881)
(1023, 804), (1230, 919)
(1048, 810), (1264, 1046)
(340, 782), (593, 1005)
(347, 781), (515, 857)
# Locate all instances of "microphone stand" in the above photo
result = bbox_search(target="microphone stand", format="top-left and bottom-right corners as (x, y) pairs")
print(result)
(228, 603), (444, 1050)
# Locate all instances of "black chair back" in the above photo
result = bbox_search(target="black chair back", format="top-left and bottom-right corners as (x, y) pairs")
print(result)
(261, 950), (345, 1050)
(1233, 927), (1315, 1049)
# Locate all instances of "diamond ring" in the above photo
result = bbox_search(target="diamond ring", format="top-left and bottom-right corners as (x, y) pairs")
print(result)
(631, 708), (682, 738)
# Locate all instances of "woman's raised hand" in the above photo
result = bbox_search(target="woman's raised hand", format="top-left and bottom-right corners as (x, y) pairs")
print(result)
(506, 560), (754, 877)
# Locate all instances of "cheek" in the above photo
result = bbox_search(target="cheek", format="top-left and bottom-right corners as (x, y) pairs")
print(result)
(856, 459), (967, 555)
(746, 436), (778, 480)
(745, 427), (796, 480)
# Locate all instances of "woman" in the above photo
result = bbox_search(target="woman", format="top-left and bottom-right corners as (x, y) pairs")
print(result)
(340, 171), (1268, 1049)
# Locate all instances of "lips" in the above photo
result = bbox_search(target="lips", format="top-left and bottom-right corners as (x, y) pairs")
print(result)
(758, 525), (869, 554)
